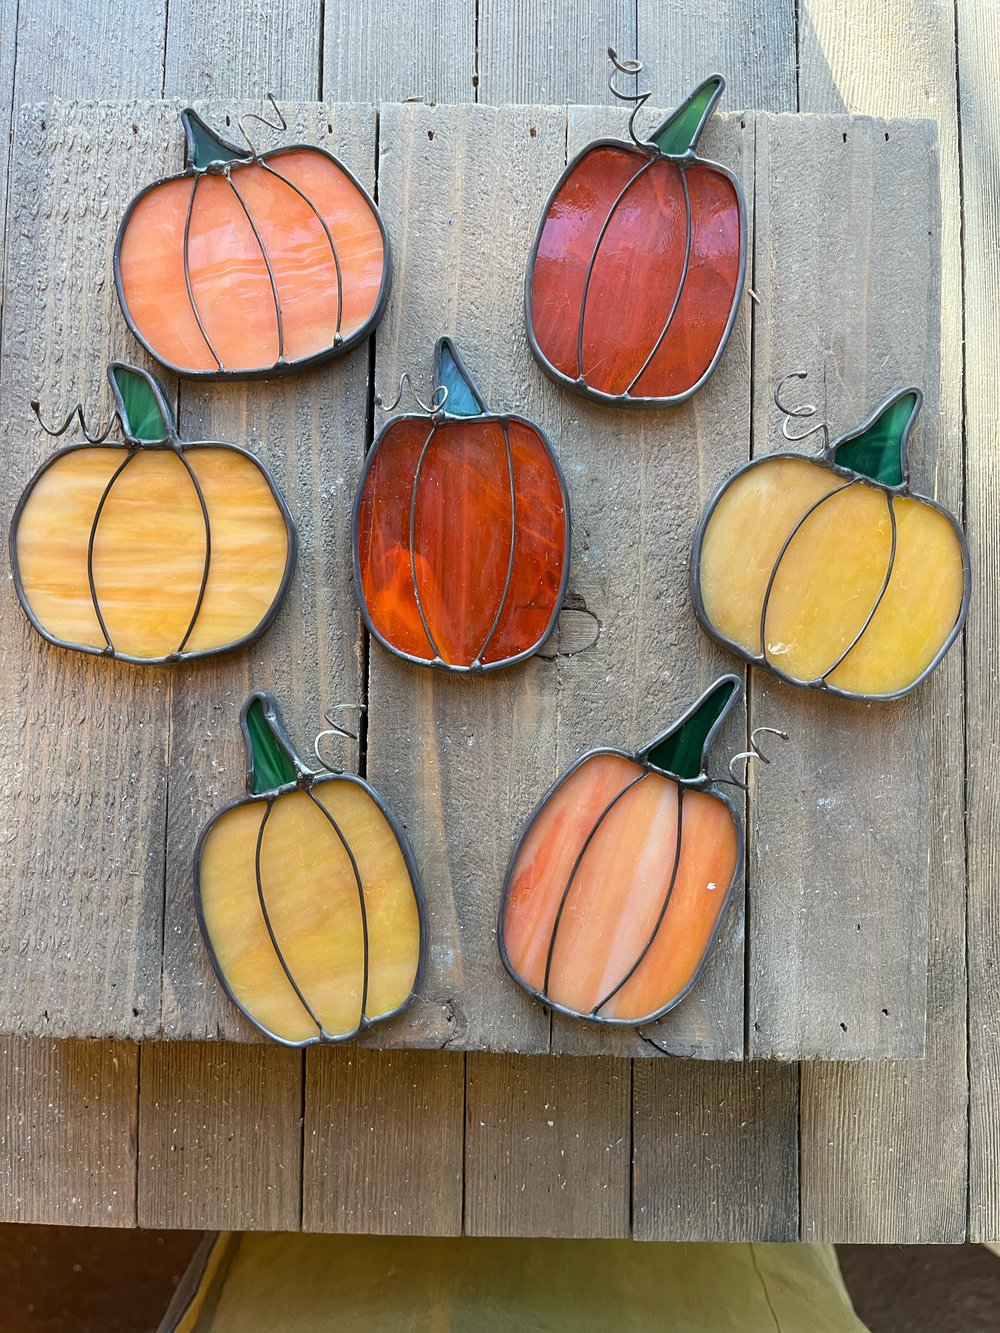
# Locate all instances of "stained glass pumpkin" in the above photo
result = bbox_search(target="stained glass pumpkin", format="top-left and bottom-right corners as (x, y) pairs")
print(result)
(115, 108), (390, 379)
(692, 388), (971, 700)
(196, 692), (424, 1046)
(499, 676), (743, 1025)
(353, 337), (570, 672)
(526, 75), (745, 406)
(10, 363), (295, 664)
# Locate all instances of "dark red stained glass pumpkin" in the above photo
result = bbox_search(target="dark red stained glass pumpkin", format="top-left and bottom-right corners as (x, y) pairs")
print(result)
(526, 73), (746, 407)
(353, 338), (571, 672)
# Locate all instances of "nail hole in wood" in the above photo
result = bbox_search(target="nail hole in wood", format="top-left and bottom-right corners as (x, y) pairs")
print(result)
(428, 130), (435, 140)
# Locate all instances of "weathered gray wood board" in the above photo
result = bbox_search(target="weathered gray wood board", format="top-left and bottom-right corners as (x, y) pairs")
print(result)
(137, 1041), (303, 1230)
(796, 0), (968, 1243)
(322, 1), (475, 104)
(302, 1048), (465, 1235)
(464, 1053), (631, 1237)
(748, 113), (941, 1061)
(165, 0), (321, 100)
(13, 0), (167, 99)
(960, 0), (1000, 1244)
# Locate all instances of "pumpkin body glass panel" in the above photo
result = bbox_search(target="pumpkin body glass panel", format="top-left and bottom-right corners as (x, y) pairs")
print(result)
(501, 752), (739, 1023)
(198, 775), (422, 1045)
(528, 144), (743, 404)
(118, 141), (386, 378)
(356, 414), (567, 669)
(13, 443), (292, 661)
(696, 455), (967, 697)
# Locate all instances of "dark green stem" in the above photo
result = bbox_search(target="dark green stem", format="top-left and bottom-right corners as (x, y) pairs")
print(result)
(182, 107), (248, 171)
(641, 676), (740, 781)
(433, 337), (487, 417)
(242, 693), (307, 796)
(831, 388), (921, 487)
(107, 362), (174, 443)
(650, 74), (725, 157)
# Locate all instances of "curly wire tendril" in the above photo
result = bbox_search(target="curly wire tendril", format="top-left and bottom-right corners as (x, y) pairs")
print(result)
(719, 726), (790, 791)
(236, 92), (287, 160)
(375, 372), (450, 416)
(607, 46), (653, 150)
(774, 371), (831, 449)
(313, 704), (368, 775)
(30, 399), (122, 444)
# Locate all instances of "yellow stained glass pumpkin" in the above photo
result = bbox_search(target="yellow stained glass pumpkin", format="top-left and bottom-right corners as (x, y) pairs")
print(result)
(11, 363), (296, 664)
(195, 692), (425, 1046)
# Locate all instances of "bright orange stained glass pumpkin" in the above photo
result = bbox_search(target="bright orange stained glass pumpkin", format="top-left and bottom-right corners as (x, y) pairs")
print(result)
(499, 677), (743, 1025)
(692, 382), (971, 700)
(115, 108), (389, 379)
(10, 362), (295, 664)
(196, 692), (425, 1046)
(526, 67), (745, 407)
(353, 337), (570, 672)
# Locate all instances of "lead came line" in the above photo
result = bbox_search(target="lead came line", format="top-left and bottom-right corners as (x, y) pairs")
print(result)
(592, 787), (685, 1015)
(227, 173), (285, 363)
(260, 159), (344, 340)
(624, 168), (693, 396)
(474, 420), (518, 666)
(86, 450), (137, 655)
(174, 449), (213, 656)
(409, 422), (446, 663)
(821, 493), (898, 680)
(307, 788), (370, 1024)
(183, 176), (224, 371)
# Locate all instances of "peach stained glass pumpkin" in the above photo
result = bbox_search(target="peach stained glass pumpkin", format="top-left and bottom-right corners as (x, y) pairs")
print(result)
(10, 363), (295, 664)
(692, 380), (971, 701)
(353, 337), (570, 672)
(499, 677), (743, 1025)
(196, 692), (425, 1046)
(526, 64), (745, 407)
(115, 107), (389, 379)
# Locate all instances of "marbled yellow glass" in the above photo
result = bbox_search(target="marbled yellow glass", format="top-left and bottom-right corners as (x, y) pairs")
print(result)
(693, 385), (970, 700)
(196, 692), (424, 1046)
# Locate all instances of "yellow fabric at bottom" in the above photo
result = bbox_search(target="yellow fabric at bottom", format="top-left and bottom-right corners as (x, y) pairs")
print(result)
(163, 1232), (869, 1333)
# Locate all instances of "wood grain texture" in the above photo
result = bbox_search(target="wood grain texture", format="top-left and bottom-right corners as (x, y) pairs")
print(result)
(636, 0), (797, 113)
(14, 0), (167, 99)
(302, 1048), (464, 1235)
(959, 0), (1000, 1244)
(137, 1041), (303, 1229)
(165, 0), (320, 99)
(748, 113), (941, 1060)
(548, 105), (754, 1062)
(0, 1037), (137, 1225)
(477, 0), (636, 105)
(160, 102), (372, 1041)
(0, 103), (180, 1038)
(322, 0), (474, 103)
(632, 1059), (799, 1241)
(464, 1053), (630, 1237)
(797, 0), (968, 1242)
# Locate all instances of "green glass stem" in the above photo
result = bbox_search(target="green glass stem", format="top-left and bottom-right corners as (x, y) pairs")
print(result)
(643, 677), (739, 781)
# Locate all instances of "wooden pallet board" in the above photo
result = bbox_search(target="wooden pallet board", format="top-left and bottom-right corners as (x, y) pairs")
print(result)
(0, 100), (940, 1065)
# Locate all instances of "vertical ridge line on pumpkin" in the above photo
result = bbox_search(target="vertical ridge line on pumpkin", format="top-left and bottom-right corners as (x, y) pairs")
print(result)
(259, 159), (344, 342)
(85, 450), (137, 655)
(542, 770), (650, 998)
(306, 787), (370, 1026)
(182, 176), (224, 372)
(254, 800), (325, 1038)
(173, 449), (214, 657)
(820, 492), (897, 681)
(226, 173), (285, 364)
(624, 167), (693, 397)
(756, 480), (857, 667)
(574, 155), (658, 383)
(592, 786), (685, 1016)
(408, 420), (447, 664)
(474, 418), (518, 667)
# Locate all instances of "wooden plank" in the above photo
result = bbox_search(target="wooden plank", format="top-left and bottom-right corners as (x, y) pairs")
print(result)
(160, 101), (372, 1040)
(632, 1060), (799, 1240)
(748, 113), (941, 1060)
(959, 0), (1000, 1243)
(165, 0), (321, 100)
(302, 1049), (464, 1234)
(137, 1042), (302, 1229)
(636, 0), (797, 113)
(797, 0), (968, 1242)
(14, 0), (166, 99)
(464, 1053), (630, 1237)
(477, 1), (636, 105)
(548, 105), (754, 1062)
(0, 103), (183, 1039)
(0, 1037), (137, 1225)
(321, 2), (474, 103)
